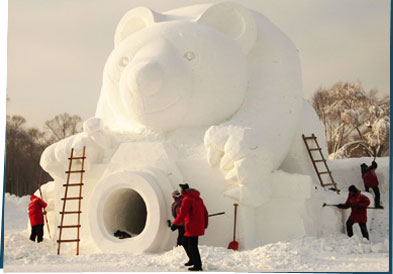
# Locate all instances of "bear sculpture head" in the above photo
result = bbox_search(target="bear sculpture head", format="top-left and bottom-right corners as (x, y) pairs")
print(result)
(96, 3), (257, 132)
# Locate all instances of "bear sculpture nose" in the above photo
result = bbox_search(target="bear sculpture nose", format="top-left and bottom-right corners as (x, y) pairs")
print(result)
(128, 62), (163, 97)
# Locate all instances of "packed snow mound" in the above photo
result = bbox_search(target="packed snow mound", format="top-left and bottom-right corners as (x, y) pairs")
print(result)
(4, 193), (30, 232)
(4, 193), (389, 272)
(4, 233), (389, 272)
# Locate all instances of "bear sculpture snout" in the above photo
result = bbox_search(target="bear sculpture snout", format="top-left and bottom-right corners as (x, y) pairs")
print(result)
(128, 61), (164, 97)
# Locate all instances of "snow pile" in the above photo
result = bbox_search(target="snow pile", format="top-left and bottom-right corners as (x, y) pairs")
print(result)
(4, 193), (30, 232)
(3, 193), (389, 272)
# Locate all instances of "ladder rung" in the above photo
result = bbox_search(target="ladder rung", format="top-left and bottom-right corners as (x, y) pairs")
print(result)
(60, 211), (82, 214)
(322, 183), (334, 186)
(309, 148), (321, 151)
(303, 136), (316, 140)
(314, 160), (325, 163)
(58, 225), (81, 229)
(68, 156), (86, 160)
(61, 197), (83, 200)
(58, 225), (81, 228)
(318, 171), (331, 175)
(63, 183), (84, 187)
(57, 239), (80, 243)
(65, 170), (85, 174)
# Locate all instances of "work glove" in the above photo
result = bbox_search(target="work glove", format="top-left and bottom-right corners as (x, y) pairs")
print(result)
(170, 224), (178, 231)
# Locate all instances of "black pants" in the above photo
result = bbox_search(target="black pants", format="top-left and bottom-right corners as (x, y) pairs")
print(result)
(177, 226), (193, 260)
(30, 224), (44, 243)
(365, 186), (381, 207)
(184, 236), (202, 268)
(177, 226), (185, 246)
(346, 219), (369, 240)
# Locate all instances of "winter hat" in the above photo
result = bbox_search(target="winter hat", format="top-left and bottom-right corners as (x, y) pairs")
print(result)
(172, 189), (181, 198)
(179, 183), (190, 191)
(348, 185), (358, 193)
(360, 163), (368, 175)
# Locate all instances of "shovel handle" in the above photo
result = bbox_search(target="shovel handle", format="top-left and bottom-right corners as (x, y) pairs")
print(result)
(38, 184), (51, 239)
(323, 203), (338, 207)
(233, 203), (238, 242)
(323, 203), (382, 210)
(208, 212), (225, 217)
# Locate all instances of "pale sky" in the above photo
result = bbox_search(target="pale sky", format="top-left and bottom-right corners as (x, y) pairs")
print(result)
(5, 0), (391, 130)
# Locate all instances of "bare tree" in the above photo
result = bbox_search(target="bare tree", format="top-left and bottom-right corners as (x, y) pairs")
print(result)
(44, 113), (82, 142)
(5, 115), (52, 196)
(5, 113), (84, 196)
(311, 81), (389, 158)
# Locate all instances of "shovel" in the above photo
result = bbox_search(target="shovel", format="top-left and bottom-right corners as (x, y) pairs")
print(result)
(228, 203), (239, 250)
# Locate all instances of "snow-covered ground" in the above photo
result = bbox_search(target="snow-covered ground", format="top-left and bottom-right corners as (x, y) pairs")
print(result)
(4, 192), (390, 272)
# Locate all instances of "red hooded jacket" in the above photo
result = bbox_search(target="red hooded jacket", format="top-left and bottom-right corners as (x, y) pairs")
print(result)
(173, 189), (208, 237)
(28, 195), (47, 226)
(363, 170), (379, 188)
(341, 191), (370, 223)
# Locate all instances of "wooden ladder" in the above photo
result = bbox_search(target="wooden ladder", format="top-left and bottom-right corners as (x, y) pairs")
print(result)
(302, 134), (339, 193)
(57, 147), (86, 255)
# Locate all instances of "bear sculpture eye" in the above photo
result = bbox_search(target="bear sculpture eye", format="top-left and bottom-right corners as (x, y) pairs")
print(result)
(184, 51), (196, 61)
(119, 56), (130, 67)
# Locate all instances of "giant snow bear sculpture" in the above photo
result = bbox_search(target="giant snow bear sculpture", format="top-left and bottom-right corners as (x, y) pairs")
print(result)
(40, 2), (335, 254)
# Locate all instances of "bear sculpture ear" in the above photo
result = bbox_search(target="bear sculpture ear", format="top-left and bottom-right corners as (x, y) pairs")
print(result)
(114, 7), (157, 46)
(197, 2), (257, 55)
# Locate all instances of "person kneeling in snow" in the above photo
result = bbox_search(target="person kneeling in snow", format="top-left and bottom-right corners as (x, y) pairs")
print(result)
(28, 195), (47, 243)
(171, 183), (208, 271)
(337, 185), (370, 240)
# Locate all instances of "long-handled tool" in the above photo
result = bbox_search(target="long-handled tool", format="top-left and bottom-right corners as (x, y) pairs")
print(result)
(38, 184), (52, 239)
(322, 203), (338, 207)
(322, 202), (383, 209)
(228, 203), (239, 250)
(167, 211), (225, 227)
(372, 146), (377, 161)
(208, 211), (225, 217)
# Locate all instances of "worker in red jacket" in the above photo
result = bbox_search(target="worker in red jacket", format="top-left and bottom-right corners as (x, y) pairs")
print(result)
(28, 195), (47, 243)
(172, 184), (208, 271)
(361, 161), (383, 208)
(170, 189), (194, 263)
(337, 185), (370, 240)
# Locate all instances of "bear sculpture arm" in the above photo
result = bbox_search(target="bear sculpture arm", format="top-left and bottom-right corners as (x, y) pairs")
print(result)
(40, 117), (112, 178)
(203, 6), (303, 206)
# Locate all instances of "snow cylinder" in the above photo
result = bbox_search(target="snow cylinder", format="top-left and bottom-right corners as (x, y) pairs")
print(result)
(88, 169), (175, 253)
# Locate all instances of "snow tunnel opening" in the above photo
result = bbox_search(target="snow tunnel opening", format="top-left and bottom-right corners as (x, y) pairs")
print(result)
(103, 188), (147, 238)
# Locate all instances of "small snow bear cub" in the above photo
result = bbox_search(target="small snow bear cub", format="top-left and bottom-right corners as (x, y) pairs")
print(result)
(41, 2), (303, 207)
